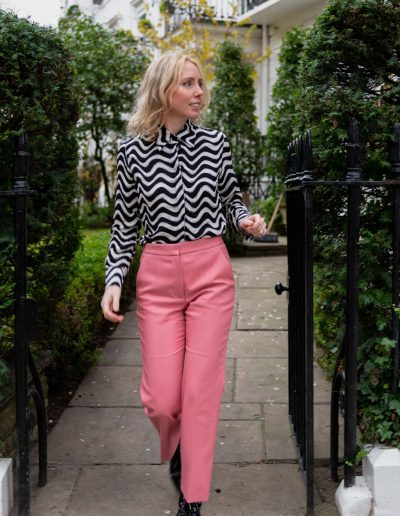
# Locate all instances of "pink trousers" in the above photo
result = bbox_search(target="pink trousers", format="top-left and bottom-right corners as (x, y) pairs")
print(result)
(136, 235), (235, 503)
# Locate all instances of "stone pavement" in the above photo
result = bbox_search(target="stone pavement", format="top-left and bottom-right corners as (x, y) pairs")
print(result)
(25, 254), (339, 516)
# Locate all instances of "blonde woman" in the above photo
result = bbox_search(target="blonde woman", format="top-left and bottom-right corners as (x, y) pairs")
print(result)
(101, 51), (267, 516)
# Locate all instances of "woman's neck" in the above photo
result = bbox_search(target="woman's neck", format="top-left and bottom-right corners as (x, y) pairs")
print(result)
(163, 117), (188, 135)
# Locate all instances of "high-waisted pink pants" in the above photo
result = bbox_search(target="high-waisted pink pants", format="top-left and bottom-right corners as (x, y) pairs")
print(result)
(136, 235), (235, 503)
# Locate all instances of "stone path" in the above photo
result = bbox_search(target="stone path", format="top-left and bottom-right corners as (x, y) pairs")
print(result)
(25, 254), (339, 515)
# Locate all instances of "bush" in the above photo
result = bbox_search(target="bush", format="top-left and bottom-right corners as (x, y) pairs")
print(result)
(0, 11), (80, 391)
(205, 40), (264, 252)
(264, 27), (308, 193)
(45, 229), (140, 385)
(294, 0), (400, 447)
(250, 196), (283, 233)
(80, 204), (114, 229)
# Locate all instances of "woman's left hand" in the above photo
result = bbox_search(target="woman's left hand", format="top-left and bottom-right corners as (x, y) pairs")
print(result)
(239, 213), (267, 238)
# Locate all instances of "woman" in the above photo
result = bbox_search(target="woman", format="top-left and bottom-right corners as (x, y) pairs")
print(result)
(101, 51), (266, 516)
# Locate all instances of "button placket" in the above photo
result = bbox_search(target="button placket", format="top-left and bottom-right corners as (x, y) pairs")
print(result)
(176, 140), (187, 241)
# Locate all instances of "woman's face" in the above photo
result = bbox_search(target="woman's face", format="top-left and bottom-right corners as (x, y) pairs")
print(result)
(168, 60), (204, 120)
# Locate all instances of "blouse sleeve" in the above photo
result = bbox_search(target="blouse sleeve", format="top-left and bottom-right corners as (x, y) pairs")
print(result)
(105, 143), (141, 289)
(218, 133), (254, 240)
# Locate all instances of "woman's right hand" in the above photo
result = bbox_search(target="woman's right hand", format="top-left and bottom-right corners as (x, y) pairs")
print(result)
(101, 285), (124, 323)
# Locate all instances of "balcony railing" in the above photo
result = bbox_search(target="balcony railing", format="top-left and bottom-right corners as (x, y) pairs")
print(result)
(164, 0), (236, 32)
(239, 0), (270, 15)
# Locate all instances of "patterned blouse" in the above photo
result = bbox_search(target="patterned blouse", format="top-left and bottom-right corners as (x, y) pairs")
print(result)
(105, 119), (254, 288)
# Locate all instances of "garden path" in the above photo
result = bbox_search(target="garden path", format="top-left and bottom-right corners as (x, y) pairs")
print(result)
(24, 252), (339, 515)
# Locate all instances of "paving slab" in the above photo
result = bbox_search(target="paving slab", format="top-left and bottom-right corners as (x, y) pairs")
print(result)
(314, 365), (331, 404)
(28, 465), (80, 516)
(239, 270), (287, 289)
(263, 404), (298, 461)
(207, 463), (307, 515)
(219, 402), (263, 420)
(222, 359), (235, 403)
(262, 403), (343, 462)
(237, 289), (288, 331)
(235, 357), (288, 403)
(314, 404), (344, 462)
(214, 420), (264, 463)
(227, 330), (288, 358)
(45, 407), (160, 465)
(70, 365), (142, 407)
(42, 465), (176, 516)
(98, 338), (142, 366)
(109, 313), (139, 339)
(230, 255), (287, 274)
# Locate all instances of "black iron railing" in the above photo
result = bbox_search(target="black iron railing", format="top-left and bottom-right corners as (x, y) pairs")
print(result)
(276, 130), (315, 513)
(276, 119), (400, 514)
(0, 133), (47, 515)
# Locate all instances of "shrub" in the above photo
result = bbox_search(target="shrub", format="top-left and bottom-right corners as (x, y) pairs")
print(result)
(264, 27), (308, 194)
(45, 229), (140, 385)
(0, 11), (80, 391)
(295, 0), (400, 446)
(205, 40), (264, 252)
(58, 7), (149, 206)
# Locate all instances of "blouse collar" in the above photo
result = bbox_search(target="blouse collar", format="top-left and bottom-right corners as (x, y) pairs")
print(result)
(155, 119), (198, 149)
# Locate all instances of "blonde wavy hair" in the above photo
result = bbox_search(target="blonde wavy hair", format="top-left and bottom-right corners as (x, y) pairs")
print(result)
(127, 51), (211, 141)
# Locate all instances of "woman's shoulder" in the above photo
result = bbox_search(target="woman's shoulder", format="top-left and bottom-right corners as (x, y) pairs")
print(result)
(118, 135), (154, 155)
(193, 123), (226, 142)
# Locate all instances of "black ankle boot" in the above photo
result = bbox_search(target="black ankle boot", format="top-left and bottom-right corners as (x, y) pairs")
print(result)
(176, 492), (202, 516)
(169, 440), (181, 493)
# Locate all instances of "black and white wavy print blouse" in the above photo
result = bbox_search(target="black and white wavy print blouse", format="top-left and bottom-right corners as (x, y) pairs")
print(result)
(105, 119), (254, 288)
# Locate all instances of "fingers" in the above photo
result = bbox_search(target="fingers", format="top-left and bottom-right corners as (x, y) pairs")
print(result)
(101, 287), (124, 323)
(242, 213), (267, 237)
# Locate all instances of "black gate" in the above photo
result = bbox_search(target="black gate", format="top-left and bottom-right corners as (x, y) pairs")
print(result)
(0, 133), (47, 515)
(275, 119), (400, 515)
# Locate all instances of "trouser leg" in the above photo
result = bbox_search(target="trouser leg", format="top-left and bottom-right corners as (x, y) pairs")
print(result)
(136, 254), (186, 462)
(179, 246), (235, 503)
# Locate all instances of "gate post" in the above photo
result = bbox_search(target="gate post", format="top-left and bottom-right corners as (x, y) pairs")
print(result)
(3, 132), (48, 516)
(13, 133), (32, 515)
(343, 119), (362, 487)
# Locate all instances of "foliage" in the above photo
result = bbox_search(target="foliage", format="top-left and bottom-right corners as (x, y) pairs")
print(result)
(45, 229), (140, 385)
(0, 11), (81, 385)
(204, 40), (264, 250)
(205, 40), (264, 191)
(250, 196), (283, 231)
(58, 6), (149, 205)
(138, 0), (269, 82)
(294, 0), (400, 447)
(264, 27), (308, 194)
(80, 203), (114, 229)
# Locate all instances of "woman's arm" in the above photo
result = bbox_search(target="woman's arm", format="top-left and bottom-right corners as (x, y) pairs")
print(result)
(218, 134), (267, 239)
(104, 142), (141, 289)
(102, 142), (141, 323)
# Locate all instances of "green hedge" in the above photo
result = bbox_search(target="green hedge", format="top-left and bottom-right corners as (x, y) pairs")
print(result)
(263, 0), (400, 449)
(45, 229), (140, 386)
(0, 11), (80, 391)
(296, 0), (400, 448)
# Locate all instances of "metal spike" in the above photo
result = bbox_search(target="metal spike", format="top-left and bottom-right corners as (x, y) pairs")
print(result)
(302, 131), (314, 181)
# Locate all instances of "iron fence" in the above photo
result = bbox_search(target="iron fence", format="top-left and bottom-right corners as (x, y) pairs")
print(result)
(0, 133), (47, 515)
(276, 119), (400, 514)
